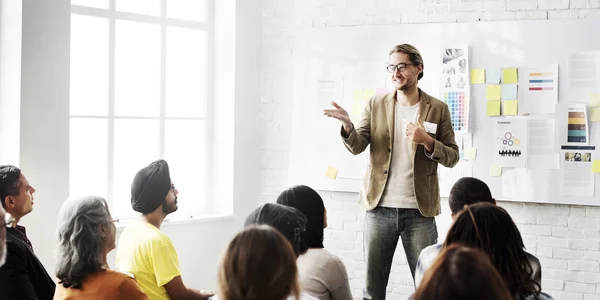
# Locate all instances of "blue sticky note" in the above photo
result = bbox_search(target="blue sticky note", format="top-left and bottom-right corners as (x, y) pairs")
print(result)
(486, 68), (501, 84)
(501, 84), (518, 100)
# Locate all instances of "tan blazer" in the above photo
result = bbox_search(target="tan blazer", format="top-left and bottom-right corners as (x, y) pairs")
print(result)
(342, 88), (459, 217)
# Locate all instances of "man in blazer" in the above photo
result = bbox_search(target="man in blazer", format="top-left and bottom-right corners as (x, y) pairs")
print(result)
(0, 165), (56, 299)
(324, 44), (459, 299)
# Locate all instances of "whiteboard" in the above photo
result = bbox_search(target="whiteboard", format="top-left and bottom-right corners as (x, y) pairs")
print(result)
(287, 18), (600, 206)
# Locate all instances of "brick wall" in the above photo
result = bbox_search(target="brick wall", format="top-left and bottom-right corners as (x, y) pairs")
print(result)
(260, 1), (600, 299)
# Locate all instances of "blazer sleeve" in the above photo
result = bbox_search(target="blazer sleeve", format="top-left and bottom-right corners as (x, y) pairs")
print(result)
(341, 97), (372, 155)
(0, 242), (39, 300)
(427, 103), (459, 168)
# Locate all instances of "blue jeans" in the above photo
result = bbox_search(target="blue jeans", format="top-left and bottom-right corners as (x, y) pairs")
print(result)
(363, 207), (437, 300)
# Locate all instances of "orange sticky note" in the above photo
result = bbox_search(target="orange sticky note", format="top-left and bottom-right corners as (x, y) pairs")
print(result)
(325, 166), (338, 179)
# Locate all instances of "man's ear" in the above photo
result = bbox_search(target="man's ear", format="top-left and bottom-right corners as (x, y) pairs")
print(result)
(3, 196), (14, 209)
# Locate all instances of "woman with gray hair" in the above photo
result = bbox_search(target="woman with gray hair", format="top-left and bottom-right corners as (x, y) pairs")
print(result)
(53, 196), (148, 299)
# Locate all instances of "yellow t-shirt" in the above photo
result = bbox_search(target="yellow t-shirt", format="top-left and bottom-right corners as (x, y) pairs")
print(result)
(116, 222), (181, 300)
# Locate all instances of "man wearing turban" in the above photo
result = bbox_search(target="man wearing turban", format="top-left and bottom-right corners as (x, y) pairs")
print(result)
(116, 159), (213, 300)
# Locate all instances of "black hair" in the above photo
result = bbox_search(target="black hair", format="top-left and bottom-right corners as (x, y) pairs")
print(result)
(0, 165), (22, 208)
(276, 185), (325, 249)
(448, 177), (494, 215)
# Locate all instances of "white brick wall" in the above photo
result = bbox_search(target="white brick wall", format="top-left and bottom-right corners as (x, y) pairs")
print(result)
(260, 1), (600, 299)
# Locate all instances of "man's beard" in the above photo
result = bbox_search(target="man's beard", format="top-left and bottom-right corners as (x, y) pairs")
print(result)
(399, 78), (415, 92)
(162, 197), (178, 215)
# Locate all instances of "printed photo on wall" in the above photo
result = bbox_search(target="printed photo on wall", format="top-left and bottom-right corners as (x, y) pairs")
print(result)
(441, 45), (470, 133)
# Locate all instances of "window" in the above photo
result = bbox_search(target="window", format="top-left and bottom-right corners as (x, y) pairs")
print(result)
(69, 0), (214, 221)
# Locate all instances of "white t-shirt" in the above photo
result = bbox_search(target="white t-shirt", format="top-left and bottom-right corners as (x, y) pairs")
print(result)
(379, 101), (420, 208)
(296, 248), (353, 300)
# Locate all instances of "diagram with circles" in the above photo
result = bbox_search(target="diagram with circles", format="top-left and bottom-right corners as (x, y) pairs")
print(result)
(494, 120), (528, 168)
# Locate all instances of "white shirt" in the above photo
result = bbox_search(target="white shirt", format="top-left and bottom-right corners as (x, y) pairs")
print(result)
(379, 101), (419, 208)
(296, 248), (353, 300)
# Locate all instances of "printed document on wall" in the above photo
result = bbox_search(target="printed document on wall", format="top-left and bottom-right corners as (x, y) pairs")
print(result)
(494, 119), (528, 168)
(438, 160), (473, 198)
(559, 145), (595, 197)
(561, 103), (589, 146)
(518, 64), (558, 114)
(440, 46), (470, 132)
(527, 119), (559, 169)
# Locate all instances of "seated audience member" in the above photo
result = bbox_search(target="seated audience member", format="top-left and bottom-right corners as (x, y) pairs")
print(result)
(116, 159), (213, 300)
(413, 244), (512, 300)
(217, 225), (302, 300)
(244, 203), (318, 300)
(0, 165), (56, 299)
(277, 185), (352, 300)
(53, 195), (148, 299)
(0, 205), (12, 267)
(444, 203), (553, 300)
(415, 177), (540, 288)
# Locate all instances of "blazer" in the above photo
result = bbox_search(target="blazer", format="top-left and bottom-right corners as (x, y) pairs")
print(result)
(342, 88), (459, 217)
(0, 228), (56, 300)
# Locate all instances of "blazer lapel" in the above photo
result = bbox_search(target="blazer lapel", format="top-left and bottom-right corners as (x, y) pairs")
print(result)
(385, 91), (395, 146)
(414, 88), (432, 156)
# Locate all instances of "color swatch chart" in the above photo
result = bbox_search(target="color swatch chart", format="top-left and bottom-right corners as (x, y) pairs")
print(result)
(568, 111), (587, 143)
(528, 72), (555, 91)
(443, 91), (468, 132)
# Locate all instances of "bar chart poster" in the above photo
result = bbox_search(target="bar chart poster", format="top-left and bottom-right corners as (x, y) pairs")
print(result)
(518, 64), (559, 114)
(566, 104), (589, 145)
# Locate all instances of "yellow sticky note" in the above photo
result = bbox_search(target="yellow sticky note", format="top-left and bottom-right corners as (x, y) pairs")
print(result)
(489, 164), (502, 177)
(363, 89), (375, 99)
(502, 68), (518, 84)
(352, 89), (362, 101)
(593, 160), (600, 173)
(486, 85), (501, 101)
(487, 100), (501, 116)
(503, 100), (518, 116)
(591, 106), (600, 122)
(351, 102), (363, 116)
(590, 93), (600, 107)
(470, 69), (485, 84)
(325, 166), (338, 179)
(464, 148), (477, 160)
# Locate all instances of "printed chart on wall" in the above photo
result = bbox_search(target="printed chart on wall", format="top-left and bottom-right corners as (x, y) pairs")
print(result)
(565, 103), (589, 145)
(440, 46), (470, 132)
(560, 145), (595, 197)
(518, 64), (558, 114)
(494, 120), (528, 168)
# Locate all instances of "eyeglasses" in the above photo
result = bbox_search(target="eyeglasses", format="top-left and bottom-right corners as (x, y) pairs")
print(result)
(387, 63), (415, 73)
(3, 212), (15, 229)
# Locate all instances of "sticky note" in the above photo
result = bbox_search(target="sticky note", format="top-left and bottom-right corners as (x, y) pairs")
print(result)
(470, 69), (485, 84)
(502, 68), (518, 84)
(593, 160), (600, 173)
(501, 84), (518, 100)
(486, 68), (501, 84)
(376, 87), (388, 95)
(325, 166), (338, 179)
(487, 100), (501, 116)
(464, 148), (477, 160)
(503, 100), (518, 116)
(363, 89), (375, 99)
(352, 89), (362, 101)
(590, 93), (600, 107)
(591, 106), (600, 122)
(486, 85), (501, 101)
(489, 164), (502, 177)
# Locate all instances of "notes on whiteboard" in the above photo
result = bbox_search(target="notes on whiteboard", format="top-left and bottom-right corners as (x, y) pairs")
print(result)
(503, 100), (519, 116)
(502, 84), (518, 100)
(494, 120), (528, 168)
(487, 101), (501, 116)
(486, 85), (501, 101)
(464, 148), (477, 160)
(325, 166), (338, 179)
(590, 93), (600, 122)
(502, 68), (518, 84)
(470, 69), (485, 84)
(486, 68), (501, 84)
(518, 64), (559, 114)
(569, 51), (600, 90)
(593, 160), (600, 173)
(527, 119), (559, 169)
(489, 164), (502, 177)
(559, 145), (595, 197)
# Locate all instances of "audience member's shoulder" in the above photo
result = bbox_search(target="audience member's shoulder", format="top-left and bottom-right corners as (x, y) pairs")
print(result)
(420, 243), (442, 258)
(523, 292), (555, 300)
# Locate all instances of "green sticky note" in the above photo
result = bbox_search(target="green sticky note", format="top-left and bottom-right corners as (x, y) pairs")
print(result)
(470, 69), (485, 84)
(464, 148), (477, 160)
(486, 85), (501, 101)
(591, 106), (600, 122)
(593, 160), (600, 173)
(503, 68), (518, 84)
(487, 100), (501, 116)
(503, 100), (518, 116)
(489, 164), (502, 177)
(590, 93), (600, 107)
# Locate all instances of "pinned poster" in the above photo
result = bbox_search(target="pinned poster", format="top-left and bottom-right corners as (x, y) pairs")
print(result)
(494, 119), (528, 168)
(565, 103), (589, 145)
(518, 64), (559, 114)
(325, 166), (338, 179)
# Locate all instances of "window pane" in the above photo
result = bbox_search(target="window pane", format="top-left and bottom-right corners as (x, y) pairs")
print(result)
(166, 27), (207, 118)
(115, 20), (160, 117)
(71, 0), (109, 9)
(69, 118), (108, 198)
(167, 0), (206, 22)
(112, 119), (160, 218)
(70, 14), (109, 116)
(116, 0), (160, 16)
(164, 120), (207, 218)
